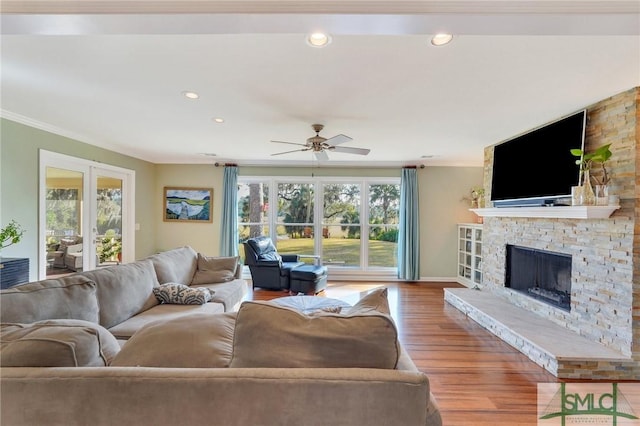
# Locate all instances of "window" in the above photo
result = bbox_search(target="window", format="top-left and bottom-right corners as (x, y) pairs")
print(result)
(237, 176), (400, 273)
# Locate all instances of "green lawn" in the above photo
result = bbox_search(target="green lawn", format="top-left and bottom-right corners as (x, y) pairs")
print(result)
(239, 238), (397, 267)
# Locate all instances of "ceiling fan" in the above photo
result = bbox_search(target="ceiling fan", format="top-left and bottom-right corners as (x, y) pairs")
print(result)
(271, 124), (371, 161)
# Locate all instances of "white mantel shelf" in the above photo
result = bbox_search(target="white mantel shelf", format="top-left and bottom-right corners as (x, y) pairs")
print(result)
(470, 205), (620, 219)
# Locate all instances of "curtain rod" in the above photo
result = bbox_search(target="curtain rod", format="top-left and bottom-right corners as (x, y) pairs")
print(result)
(214, 162), (238, 167)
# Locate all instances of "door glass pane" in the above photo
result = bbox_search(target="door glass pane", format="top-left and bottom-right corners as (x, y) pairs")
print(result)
(45, 167), (84, 276)
(276, 183), (314, 256)
(96, 176), (123, 267)
(322, 183), (361, 267)
(368, 184), (400, 268)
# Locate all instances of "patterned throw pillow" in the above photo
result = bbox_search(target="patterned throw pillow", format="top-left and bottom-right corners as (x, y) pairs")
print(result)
(153, 283), (213, 305)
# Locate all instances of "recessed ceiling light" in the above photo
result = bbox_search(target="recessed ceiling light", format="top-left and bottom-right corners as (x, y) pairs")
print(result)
(431, 34), (454, 46)
(421, 155), (435, 159)
(202, 153), (217, 157)
(307, 32), (332, 48)
(212, 117), (225, 123)
(182, 91), (199, 99)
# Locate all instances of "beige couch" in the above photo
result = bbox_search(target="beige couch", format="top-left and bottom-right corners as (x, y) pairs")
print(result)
(0, 247), (442, 426)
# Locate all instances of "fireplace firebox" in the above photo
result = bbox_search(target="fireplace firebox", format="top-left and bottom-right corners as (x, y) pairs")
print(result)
(505, 245), (572, 311)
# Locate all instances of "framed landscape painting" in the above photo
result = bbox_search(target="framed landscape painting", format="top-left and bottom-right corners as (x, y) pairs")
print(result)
(163, 187), (213, 223)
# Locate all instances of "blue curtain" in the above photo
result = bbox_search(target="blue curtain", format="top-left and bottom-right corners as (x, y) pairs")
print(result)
(219, 166), (239, 256)
(398, 167), (420, 281)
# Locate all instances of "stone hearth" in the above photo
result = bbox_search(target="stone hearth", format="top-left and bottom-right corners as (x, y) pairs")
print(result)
(444, 288), (632, 379)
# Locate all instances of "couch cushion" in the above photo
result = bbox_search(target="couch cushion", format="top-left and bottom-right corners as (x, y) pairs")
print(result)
(229, 301), (400, 369)
(345, 287), (391, 315)
(0, 319), (120, 367)
(153, 283), (212, 305)
(191, 254), (239, 285)
(80, 260), (159, 329)
(108, 302), (225, 340)
(191, 279), (248, 311)
(111, 312), (236, 368)
(0, 276), (99, 324)
(145, 246), (198, 284)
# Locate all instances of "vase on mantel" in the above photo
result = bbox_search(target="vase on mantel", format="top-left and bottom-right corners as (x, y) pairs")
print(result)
(581, 169), (596, 206)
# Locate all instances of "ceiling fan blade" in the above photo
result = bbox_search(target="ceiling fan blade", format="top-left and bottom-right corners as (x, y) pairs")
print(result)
(315, 150), (329, 161)
(270, 140), (307, 147)
(271, 148), (310, 156)
(331, 146), (371, 155)
(324, 134), (352, 146)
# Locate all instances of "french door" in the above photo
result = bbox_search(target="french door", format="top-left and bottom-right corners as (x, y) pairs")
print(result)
(38, 150), (135, 279)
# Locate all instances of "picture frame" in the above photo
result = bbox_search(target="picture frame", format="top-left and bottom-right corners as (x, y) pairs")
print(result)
(163, 187), (213, 223)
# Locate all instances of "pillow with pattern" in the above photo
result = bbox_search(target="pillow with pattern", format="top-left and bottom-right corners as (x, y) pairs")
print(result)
(153, 283), (212, 305)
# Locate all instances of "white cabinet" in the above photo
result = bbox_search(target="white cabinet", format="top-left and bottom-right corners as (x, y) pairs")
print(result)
(457, 224), (483, 287)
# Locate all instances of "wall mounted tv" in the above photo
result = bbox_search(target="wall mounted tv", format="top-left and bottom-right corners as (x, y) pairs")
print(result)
(491, 110), (586, 207)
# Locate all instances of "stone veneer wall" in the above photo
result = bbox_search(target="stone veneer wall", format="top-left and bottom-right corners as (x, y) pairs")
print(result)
(481, 87), (639, 374)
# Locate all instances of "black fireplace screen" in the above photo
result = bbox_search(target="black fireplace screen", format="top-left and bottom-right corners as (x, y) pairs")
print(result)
(505, 245), (572, 311)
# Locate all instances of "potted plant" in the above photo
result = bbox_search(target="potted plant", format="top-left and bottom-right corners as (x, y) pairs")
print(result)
(99, 232), (122, 263)
(1, 220), (25, 250)
(462, 186), (485, 208)
(570, 144), (612, 205)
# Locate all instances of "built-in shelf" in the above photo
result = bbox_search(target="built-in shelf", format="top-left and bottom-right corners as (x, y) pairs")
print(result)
(471, 205), (620, 219)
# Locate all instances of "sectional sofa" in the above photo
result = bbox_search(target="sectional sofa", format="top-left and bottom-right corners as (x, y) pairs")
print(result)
(0, 246), (442, 426)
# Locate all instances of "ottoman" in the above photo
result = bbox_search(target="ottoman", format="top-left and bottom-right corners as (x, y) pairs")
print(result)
(289, 265), (328, 295)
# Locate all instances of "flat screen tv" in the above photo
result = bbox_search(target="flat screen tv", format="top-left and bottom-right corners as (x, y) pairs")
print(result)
(491, 110), (586, 207)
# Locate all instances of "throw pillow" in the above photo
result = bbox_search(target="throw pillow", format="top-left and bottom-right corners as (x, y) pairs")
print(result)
(0, 319), (120, 367)
(111, 312), (237, 368)
(229, 301), (399, 369)
(191, 254), (239, 285)
(153, 283), (212, 305)
(345, 287), (391, 315)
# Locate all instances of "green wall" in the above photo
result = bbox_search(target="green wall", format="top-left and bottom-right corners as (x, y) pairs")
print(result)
(1, 118), (483, 281)
(1, 119), (157, 281)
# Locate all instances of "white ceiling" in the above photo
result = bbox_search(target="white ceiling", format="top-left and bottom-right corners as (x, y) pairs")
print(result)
(2, 1), (639, 167)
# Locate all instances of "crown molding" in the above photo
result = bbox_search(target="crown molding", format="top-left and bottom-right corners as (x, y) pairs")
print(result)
(2, 1), (639, 15)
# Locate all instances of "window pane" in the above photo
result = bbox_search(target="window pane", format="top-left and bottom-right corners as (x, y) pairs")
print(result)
(276, 236), (316, 259)
(321, 183), (361, 266)
(323, 183), (360, 224)
(368, 226), (398, 267)
(369, 184), (400, 225)
(276, 183), (314, 256)
(278, 183), (314, 225)
(238, 182), (269, 227)
(322, 227), (360, 267)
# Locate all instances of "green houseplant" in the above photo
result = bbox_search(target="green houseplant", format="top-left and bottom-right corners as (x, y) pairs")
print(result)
(99, 229), (122, 263)
(1, 220), (25, 250)
(462, 186), (485, 208)
(570, 143), (613, 185)
(570, 144), (612, 205)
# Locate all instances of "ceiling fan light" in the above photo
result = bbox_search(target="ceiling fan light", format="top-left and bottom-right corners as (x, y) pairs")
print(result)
(431, 34), (454, 46)
(307, 33), (332, 48)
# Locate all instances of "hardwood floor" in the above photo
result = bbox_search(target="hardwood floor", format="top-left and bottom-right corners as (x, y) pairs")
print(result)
(248, 281), (558, 426)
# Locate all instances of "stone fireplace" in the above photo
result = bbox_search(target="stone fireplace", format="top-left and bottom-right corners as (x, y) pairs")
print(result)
(446, 87), (640, 379)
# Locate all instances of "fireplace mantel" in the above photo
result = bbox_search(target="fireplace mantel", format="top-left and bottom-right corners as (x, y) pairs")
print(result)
(471, 205), (620, 219)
